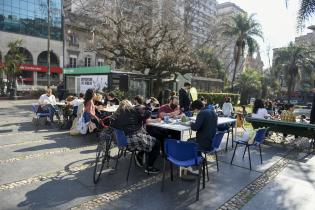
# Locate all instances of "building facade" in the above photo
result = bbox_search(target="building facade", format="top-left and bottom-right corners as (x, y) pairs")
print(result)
(216, 2), (246, 81)
(0, 0), (63, 87)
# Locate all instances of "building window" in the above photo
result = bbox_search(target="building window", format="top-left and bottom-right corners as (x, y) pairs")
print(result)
(0, 0), (62, 40)
(84, 57), (91, 67)
(69, 57), (77, 68)
(97, 59), (104, 66)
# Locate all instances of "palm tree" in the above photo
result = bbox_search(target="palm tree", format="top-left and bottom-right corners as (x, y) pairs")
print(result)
(222, 13), (263, 91)
(286, 0), (315, 28)
(2, 40), (25, 99)
(274, 42), (315, 102)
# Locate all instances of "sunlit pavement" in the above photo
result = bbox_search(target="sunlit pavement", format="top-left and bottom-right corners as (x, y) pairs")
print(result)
(0, 100), (314, 210)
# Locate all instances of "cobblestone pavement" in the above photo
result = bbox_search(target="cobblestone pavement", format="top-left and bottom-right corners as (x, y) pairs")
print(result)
(0, 100), (314, 210)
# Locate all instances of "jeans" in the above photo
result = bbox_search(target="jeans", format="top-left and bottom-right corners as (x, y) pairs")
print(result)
(41, 104), (58, 122)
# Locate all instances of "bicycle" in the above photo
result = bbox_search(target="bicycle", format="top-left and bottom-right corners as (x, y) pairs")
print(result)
(93, 117), (124, 184)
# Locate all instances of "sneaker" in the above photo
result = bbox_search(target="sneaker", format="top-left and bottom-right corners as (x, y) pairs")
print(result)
(145, 167), (160, 174)
(135, 154), (144, 168)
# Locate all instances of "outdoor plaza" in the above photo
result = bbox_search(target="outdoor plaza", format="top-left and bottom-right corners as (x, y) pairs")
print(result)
(0, 99), (314, 210)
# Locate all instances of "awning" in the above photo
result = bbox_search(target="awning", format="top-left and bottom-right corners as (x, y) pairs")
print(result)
(0, 63), (62, 74)
(63, 66), (111, 75)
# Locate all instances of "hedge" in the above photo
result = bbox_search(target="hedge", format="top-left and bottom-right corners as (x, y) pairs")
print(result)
(198, 92), (239, 106)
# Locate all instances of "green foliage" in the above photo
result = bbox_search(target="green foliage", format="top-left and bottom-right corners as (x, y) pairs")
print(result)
(235, 69), (262, 105)
(286, 0), (315, 29)
(195, 48), (224, 79)
(222, 13), (263, 90)
(198, 92), (239, 106)
(2, 40), (25, 81)
(273, 42), (315, 101)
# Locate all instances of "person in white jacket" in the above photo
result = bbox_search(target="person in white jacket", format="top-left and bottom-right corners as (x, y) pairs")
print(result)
(222, 97), (234, 117)
(38, 88), (59, 122)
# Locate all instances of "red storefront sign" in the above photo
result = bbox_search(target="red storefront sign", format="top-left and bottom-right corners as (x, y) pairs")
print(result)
(19, 64), (62, 74)
(0, 63), (62, 74)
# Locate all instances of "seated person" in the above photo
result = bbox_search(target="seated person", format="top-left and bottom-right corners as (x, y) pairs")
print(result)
(38, 88), (59, 123)
(158, 96), (184, 119)
(106, 92), (120, 106)
(280, 104), (296, 122)
(111, 100), (160, 174)
(146, 97), (160, 118)
(190, 100), (218, 151)
(151, 96), (183, 140)
(83, 89), (100, 130)
(133, 95), (151, 120)
(94, 93), (105, 106)
(69, 93), (84, 117)
(251, 99), (270, 119)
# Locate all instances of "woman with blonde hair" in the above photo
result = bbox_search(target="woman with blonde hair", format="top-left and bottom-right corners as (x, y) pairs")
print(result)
(111, 100), (160, 174)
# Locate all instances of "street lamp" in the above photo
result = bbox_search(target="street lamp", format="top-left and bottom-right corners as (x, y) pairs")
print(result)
(47, 0), (51, 87)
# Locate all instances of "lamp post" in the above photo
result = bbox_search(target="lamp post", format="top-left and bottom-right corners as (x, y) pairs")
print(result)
(47, 0), (51, 87)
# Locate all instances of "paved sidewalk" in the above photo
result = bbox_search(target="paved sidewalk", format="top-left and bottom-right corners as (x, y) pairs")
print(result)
(0, 100), (314, 210)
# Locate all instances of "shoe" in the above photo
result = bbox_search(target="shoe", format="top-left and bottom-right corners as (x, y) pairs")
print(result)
(145, 166), (160, 174)
(135, 154), (144, 168)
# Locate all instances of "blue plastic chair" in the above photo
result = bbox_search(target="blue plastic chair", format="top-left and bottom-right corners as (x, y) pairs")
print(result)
(32, 104), (50, 118)
(113, 129), (136, 182)
(161, 139), (204, 201)
(200, 132), (225, 182)
(230, 128), (267, 170)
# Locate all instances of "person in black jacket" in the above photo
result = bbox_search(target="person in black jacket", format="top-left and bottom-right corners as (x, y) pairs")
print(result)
(179, 82), (192, 112)
(111, 100), (160, 174)
(190, 100), (218, 151)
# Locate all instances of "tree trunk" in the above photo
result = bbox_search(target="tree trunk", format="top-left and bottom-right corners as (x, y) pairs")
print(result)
(231, 46), (241, 92)
(240, 91), (248, 105)
(287, 76), (293, 103)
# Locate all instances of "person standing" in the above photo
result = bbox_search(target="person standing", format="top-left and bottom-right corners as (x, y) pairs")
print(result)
(222, 97), (234, 117)
(179, 82), (192, 113)
(57, 82), (65, 101)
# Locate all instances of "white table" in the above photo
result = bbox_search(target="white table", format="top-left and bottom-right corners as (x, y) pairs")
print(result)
(148, 117), (236, 140)
(98, 105), (119, 113)
(55, 102), (66, 107)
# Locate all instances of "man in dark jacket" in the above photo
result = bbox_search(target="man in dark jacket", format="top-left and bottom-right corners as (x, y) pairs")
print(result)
(190, 100), (218, 151)
(179, 82), (192, 112)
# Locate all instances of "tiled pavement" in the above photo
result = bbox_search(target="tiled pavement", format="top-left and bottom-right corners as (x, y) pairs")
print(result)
(0, 100), (314, 210)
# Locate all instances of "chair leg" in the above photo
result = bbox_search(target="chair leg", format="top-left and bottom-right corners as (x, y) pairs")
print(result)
(114, 149), (121, 170)
(170, 162), (173, 181)
(196, 165), (201, 201)
(248, 146), (252, 170)
(215, 151), (219, 172)
(242, 146), (247, 159)
(231, 128), (234, 148)
(259, 144), (263, 164)
(225, 132), (230, 151)
(126, 151), (134, 182)
(202, 160), (205, 189)
(161, 157), (166, 192)
(230, 143), (238, 164)
(205, 155), (209, 181)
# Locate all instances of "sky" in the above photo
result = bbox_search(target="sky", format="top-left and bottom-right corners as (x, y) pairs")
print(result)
(217, 0), (315, 68)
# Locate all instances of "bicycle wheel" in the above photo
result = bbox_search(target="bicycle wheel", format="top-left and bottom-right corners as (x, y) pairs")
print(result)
(93, 143), (106, 184)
